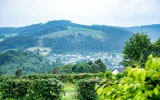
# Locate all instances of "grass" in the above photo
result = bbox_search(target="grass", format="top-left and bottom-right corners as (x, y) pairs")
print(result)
(40, 27), (106, 39)
(64, 83), (76, 92)
(62, 83), (78, 100)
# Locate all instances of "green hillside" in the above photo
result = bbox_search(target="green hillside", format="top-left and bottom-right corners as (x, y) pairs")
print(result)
(121, 24), (160, 41)
(40, 27), (106, 39)
(1, 20), (159, 52)
(0, 50), (52, 75)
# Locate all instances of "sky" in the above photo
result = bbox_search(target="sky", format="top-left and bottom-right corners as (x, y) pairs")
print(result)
(0, 0), (160, 27)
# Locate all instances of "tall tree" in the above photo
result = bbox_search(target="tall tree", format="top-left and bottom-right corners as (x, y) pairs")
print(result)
(121, 32), (152, 67)
(62, 64), (72, 74)
(92, 59), (107, 73)
(15, 69), (23, 79)
(152, 37), (160, 57)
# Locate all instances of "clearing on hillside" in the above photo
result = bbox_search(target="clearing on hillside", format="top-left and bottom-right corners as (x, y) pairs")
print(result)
(40, 27), (106, 40)
(26, 47), (51, 56)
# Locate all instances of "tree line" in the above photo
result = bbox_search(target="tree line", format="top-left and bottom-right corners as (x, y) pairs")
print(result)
(0, 50), (107, 75)
(49, 59), (107, 74)
(0, 36), (38, 51)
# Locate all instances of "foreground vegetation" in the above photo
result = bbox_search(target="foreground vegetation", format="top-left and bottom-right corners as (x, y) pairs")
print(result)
(0, 55), (160, 100)
(96, 55), (160, 99)
(0, 73), (102, 100)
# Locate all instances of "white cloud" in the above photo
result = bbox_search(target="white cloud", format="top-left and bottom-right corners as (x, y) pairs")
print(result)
(0, 0), (160, 27)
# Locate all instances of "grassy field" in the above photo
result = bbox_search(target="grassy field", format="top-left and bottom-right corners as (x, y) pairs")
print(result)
(40, 27), (106, 40)
(62, 83), (78, 100)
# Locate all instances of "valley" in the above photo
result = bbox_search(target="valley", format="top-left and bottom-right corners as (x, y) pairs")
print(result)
(0, 20), (160, 75)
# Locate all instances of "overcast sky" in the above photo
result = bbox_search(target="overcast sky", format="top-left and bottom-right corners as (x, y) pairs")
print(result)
(0, 0), (160, 27)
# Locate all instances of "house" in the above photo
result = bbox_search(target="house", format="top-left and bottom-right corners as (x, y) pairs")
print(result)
(112, 67), (125, 74)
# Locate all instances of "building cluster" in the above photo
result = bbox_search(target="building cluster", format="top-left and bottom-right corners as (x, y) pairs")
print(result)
(47, 52), (123, 70)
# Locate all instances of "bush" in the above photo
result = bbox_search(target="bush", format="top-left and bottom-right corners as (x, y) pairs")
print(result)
(97, 72), (104, 78)
(115, 73), (123, 80)
(23, 73), (97, 83)
(26, 78), (64, 100)
(104, 70), (113, 79)
(77, 79), (99, 100)
(96, 55), (160, 100)
(1, 79), (31, 99)
(0, 77), (64, 100)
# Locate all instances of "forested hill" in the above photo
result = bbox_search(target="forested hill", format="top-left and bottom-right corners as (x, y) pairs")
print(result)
(121, 24), (160, 41)
(0, 20), (159, 52)
(0, 50), (52, 75)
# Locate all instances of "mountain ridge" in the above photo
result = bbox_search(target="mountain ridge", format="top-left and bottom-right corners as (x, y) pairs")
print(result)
(0, 20), (159, 52)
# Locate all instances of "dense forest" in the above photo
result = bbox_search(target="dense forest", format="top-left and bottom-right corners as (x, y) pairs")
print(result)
(0, 20), (133, 52)
(0, 50), (52, 75)
(0, 20), (159, 53)
(0, 36), (38, 51)
(0, 50), (107, 75)
(43, 33), (125, 52)
(49, 59), (106, 74)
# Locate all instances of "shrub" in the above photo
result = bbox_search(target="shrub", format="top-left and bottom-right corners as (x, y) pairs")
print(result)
(26, 78), (64, 100)
(97, 72), (104, 78)
(96, 55), (160, 100)
(1, 79), (30, 99)
(115, 73), (123, 80)
(77, 79), (99, 100)
(1, 77), (64, 100)
(104, 70), (113, 79)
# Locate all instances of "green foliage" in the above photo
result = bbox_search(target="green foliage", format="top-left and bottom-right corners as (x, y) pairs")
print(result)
(104, 70), (113, 80)
(97, 72), (104, 78)
(0, 77), (64, 100)
(96, 55), (160, 100)
(77, 79), (99, 100)
(122, 32), (152, 67)
(0, 50), (52, 75)
(26, 78), (64, 100)
(152, 37), (160, 57)
(49, 59), (107, 74)
(62, 64), (73, 74)
(15, 69), (23, 79)
(49, 66), (62, 74)
(0, 36), (38, 51)
(92, 59), (107, 73)
(1, 79), (30, 99)
(23, 73), (97, 84)
(115, 72), (123, 80)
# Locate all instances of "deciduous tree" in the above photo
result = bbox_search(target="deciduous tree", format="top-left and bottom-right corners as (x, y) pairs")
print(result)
(121, 32), (152, 67)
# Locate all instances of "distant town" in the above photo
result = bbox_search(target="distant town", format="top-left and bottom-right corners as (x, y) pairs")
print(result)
(26, 47), (123, 70)
(46, 52), (123, 70)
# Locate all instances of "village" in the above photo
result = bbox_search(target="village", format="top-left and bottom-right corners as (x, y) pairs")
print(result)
(26, 47), (123, 70)
(46, 52), (123, 70)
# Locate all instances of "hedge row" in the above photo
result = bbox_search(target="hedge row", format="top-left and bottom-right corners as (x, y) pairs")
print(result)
(0, 73), (105, 100)
(22, 73), (98, 83)
(1, 78), (63, 100)
(76, 79), (99, 100)
(0, 73), (105, 84)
